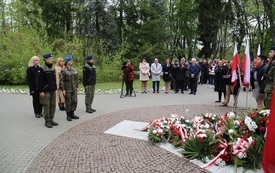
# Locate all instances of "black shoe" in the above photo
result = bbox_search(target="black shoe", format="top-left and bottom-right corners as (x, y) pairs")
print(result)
(194, 92), (196, 95)
(35, 114), (41, 118)
(86, 109), (93, 113)
(71, 111), (79, 119)
(189, 92), (193, 94)
(45, 121), (53, 128)
(215, 100), (221, 103)
(91, 108), (96, 112)
(59, 107), (65, 111)
(181, 91), (184, 94)
(50, 119), (58, 126)
(66, 112), (72, 121)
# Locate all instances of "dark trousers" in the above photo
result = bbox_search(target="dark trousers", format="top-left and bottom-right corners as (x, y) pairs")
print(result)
(32, 92), (42, 114)
(190, 78), (198, 93)
(175, 80), (184, 93)
(39, 91), (56, 121)
(125, 80), (134, 95)
(218, 91), (226, 101)
(152, 81), (160, 92)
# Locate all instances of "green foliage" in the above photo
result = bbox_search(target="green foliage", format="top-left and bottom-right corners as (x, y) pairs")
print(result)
(182, 133), (217, 160)
(96, 53), (122, 83)
(0, 28), (50, 84)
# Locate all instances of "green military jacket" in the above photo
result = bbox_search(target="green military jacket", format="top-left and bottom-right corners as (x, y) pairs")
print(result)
(60, 66), (78, 92)
(264, 59), (275, 93)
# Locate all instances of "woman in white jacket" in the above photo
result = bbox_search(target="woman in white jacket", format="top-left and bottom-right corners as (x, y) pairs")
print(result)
(151, 58), (162, 93)
(139, 58), (150, 93)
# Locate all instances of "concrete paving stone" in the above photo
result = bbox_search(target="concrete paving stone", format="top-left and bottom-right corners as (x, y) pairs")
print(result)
(0, 85), (261, 173)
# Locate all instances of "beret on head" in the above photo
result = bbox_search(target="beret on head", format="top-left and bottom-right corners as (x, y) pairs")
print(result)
(43, 53), (52, 59)
(86, 55), (94, 60)
(270, 46), (275, 51)
(64, 55), (72, 63)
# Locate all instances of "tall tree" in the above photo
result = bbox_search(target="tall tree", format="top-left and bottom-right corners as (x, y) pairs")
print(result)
(196, 0), (223, 58)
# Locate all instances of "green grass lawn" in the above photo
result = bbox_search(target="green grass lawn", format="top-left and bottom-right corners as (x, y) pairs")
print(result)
(0, 79), (165, 91)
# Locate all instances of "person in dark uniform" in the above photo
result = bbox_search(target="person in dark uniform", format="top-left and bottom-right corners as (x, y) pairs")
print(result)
(37, 53), (58, 128)
(60, 55), (79, 121)
(83, 55), (96, 113)
(27, 56), (43, 118)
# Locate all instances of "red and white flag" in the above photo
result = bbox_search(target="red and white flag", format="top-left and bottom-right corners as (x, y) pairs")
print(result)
(231, 43), (240, 86)
(242, 40), (250, 88)
(262, 87), (275, 173)
(254, 44), (261, 67)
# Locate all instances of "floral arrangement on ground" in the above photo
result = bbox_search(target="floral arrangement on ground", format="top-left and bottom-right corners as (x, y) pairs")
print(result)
(142, 109), (270, 170)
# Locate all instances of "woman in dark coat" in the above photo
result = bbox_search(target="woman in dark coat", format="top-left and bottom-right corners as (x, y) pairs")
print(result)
(27, 56), (43, 118)
(252, 55), (268, 109)
(174, 58), (187, 94)
(214, 60), (227, 103)
(162, 58), (173, 94)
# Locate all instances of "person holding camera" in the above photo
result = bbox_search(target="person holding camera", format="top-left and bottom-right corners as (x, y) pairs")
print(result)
(122, 59), (135, 96)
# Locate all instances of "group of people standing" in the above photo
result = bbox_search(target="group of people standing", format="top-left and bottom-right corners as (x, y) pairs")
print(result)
(27, 53), (97, 128)
(213, 46), (275, 110)
(122, 46), (275, 110)
(136, 57), (200, 95)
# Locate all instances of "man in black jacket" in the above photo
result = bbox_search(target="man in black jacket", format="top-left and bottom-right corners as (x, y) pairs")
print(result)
(83, 55), (97, 113)
(37, 53), (58, 128)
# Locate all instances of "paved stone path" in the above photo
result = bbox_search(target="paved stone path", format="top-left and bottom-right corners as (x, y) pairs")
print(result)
(0, 85), (259, 173)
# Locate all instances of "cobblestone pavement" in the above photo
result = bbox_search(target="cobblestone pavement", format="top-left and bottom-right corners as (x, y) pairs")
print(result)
(0, 85), (257, 173)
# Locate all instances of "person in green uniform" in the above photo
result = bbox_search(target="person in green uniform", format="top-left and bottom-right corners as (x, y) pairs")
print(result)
(264, 46), (275, 109)
(83, 55), (96, 113)
(37, 53), (58, 128)
(60, 55), (79, 121)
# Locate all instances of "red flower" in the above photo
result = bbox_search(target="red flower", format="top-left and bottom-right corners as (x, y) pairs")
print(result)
(259, 126), (266, 131)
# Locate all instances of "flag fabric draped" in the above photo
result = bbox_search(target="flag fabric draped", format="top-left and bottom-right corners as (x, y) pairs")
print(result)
(262, 87), (275, 173)
(254, 44), (261, 67)
(242, 40), (251, 88)
(231, 43), (240, 86)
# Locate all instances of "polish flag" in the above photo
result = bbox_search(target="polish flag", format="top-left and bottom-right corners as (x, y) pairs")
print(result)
(231, 43), (240, 86)
(242, 40), (250, 88)
(262, 87), (275, 173)
(254, 44), (261, 67)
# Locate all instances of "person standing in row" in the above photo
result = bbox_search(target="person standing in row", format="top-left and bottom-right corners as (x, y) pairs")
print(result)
(264, 46), (275, 109)
(27, 56), (43, 118)
(55, 57), (65, 111)
(188, 58), (200, 95)
(252, 55), (267, 110)
(139, 58), (150, 93)
(37, 53), (58, 128)
(60, 55), (79, 121)
(214, 60), (227, 103)
(83, 55), (97, 113)
(151, 58), (162, 93)
(122, 59), (135, 96)
(162, 58), (172, 94)
(174, 58), (187, 94)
